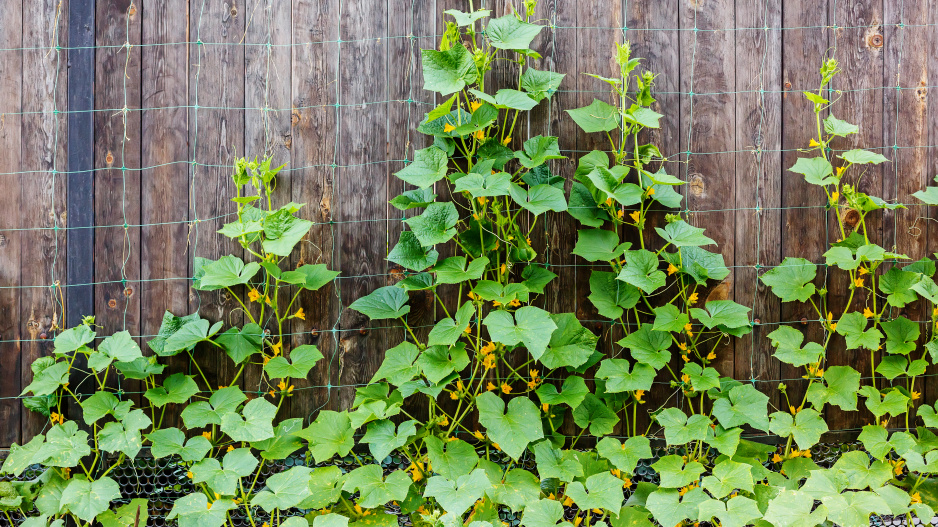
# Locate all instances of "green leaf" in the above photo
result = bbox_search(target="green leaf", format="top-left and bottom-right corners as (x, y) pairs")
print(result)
(262, 209), (314, 256)
(572, 229), (630, 262)
(831, 450), (893, 490)
(180, 386), (246, 429)
(596, 436), (651, 474)
(444, 8), (490, 27)
(712, 384), (769, 432)
(1, 435), (45, 477)
(568, 181), (609, 228)
(147, 311), (200, 356)
(296, 410), (354, 463)
(836, 312), (883, 350)
(427, 436), (479, 480)
(824, 114), (858, 137)
(61, 477), (121, 523)
(914, 186), (938, 206)
(586, 166), (643, 206)
(617, 250), (666, 293)
(879, 267), (920, 307)
(661, 247), (729, 285)
(690, 300), (750, 330)
(769, 409), (828, 450)
(92, 331), (143, 371)
(656, 221), (715, 248)
(98, 409), (151, 458)
(34, 422), (90, 468)
(21, 361), (69, 396)
(421, 44), (476, 95)
(342, 465), (411, 509)
(540, 314), (597, 370)
(589, 271), (640, 319)
(428, 301), (476, 347)
(536, 375), (589, 410)
(823, 491), (891, 527)
(53, 325), (95, 354)
(509, 183), (568, 215)
(424, 469), (492, 515)
(532, 441), (582, 482)
(97, 499), (150, 527)
(483, 306), (557, 358)
(370, 341), (420, 386)
(652, 455), (705, 488)
(625, 107), (662, 129)
(191, 448), (258, 496)
(476, 392), (544, 460)
(566, 99), (619, 133)
(196, 255), (261, 290)
(167, 494), (235, 527)
(281, 264), (339, 291)
(682, 363), (721, 392)
(220, 397), (277, 442)
(701, 459), (753, 499)
(388, 231), (439, 271)
(146, 428), (211, 462)
(572, 394), (619, 436)
(144, 373), (198, 407)
(655, 408), (709, 445)
(618, 325), (671, 370)
(881, 316), (919, 354)
(763, 490), (826, 527)
(596, 358), (655, 393)
(858, 425), (893, 460)
(434, 256), (488, 285)
(416, 343), (470, 384)
(297, 467), (344, 509)
(698, 497), (762, 527)
(806, 365), (860, 411)
(251, 466), (313, 511)
(405, 202), (459, 246)
(760, 257), (816, 302)
(454, 171), (511, 197)
(484, 466), (540, 512)
(565, 472), (625, 512)
(653, 304), (689, 332)
(469, 88), (537, 111)
(264, 345), (323, 380)
(215, 323), (263, 365)
(485, 15), (543, 50)
(162, 319), (212, 355)
(114, 356), (165, 380)
(645, 488), (708, 527)
(789, 157), (835, 186)
(840, 149), (890, 165)
(522, 264), (556, 294)
(390, 188), (437, 210)
(362, 419), (417, 461)
(860, 386), (910, 419)
(252, 418), (306, 460)
(520, 68), (565, 101)
(515, 136), (564, 169)
(349, 286), (410, 320)
(706, 425), (742, 457)
(767, 326), (824, 367)
(395, 146), (448, 188)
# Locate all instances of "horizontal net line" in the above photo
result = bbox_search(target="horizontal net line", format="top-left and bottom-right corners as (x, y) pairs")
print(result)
(0, 20), (932, 53)
(0, 80), (931, 116)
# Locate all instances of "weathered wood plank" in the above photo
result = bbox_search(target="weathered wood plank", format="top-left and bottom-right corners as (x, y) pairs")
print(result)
(780, 3), (830, 414)
(140, 0), (190, 425)
(187, 0), (246, 401)
(291, 0), (340, 415)
(827, 1), (884, 433)
(20, 0), (67, 437)
(734, 1), (782, 408)
(0, 0), (23, 449)
(926, 0), (938, 408)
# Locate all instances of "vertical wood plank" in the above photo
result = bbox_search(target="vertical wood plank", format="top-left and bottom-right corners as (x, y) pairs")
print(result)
(882, 0), (932, 409)
(187, 0), (246, 399)
(21, 0), (68, 436)
(735, 1), (782, 407)
(679, 0), (736, 379)
(94, 0), (142, 365)
(291, 0), (340, 415)
(141, 0), (190, 422)
(334, 0), (389, 410)
(827, 0), (884, 433)
(926, 0), (938, 408)
(0, 0), (23, 448)
(780, 2), (829, 414)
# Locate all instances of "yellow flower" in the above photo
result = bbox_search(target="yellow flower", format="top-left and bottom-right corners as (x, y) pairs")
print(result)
(264, 295), (272, 306)
(666, 263), (679, 276)
(573, 517), (583, 527)
(450, 391), (459, 400)
(836, 166), (846, 176)
(706, 351), (716, 360)
(501, 136), (511, 146)
(483, 355), (497, 370)
(634, 390), (645, 403)
(443, 123), (456, 133)
(617, 209), (625, 219)
(202, 431), (212, 441)
(645, 187), (655, 196)
(277, 380), (288, 391)
(493, 442), (501, 451)
(473, 430), (485, 441)
(563, 496), (574, 507)
(831, 191), (839, 201)
(771, 454), (782, 463)
(790, 405), (798, 414)
(271, 340), (282, 356)
(480, 342), (496, 355)
(464, 325), (472, 334)
(542, 403), (549, 412)
(604, 198), (614, 206)
(911, 492), (922, 504)
(500, 263), (507, 275)
(912, 390), (922, 401)
(227, 445), (235, 452)
(681, 374), (691, 384)
(863, 307), (874, 319)
(187, 471), (194, 479)
(474, 130), (485, 141)
(486, 382), (497, 391)
(623, 478), (632, 489)
(830, 323), (837, 332)
(294, 307), (306, 320)
(809, 138), (820, 147)
(684, 323), (694, 337)
(681, 354), (689, 362)
(527, 380), (537, 390)
(248, 288), (261, 302)
(469, 100), (482, 112)
(630, 211), (641, 223)
(468, 291), (478, 301)
(508, 298), (521, 307)
(611, 468), (621, 477)
(854, 277), (865, 288)
(677, 342), (687, 351)
(501, 383), (512, 394)
(477, 196), (487, 205)
(530, 369), (539, 379)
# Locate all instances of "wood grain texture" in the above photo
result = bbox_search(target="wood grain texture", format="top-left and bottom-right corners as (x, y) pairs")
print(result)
(734, 0), (782, 408)
(20, 0), (67, 437)
(0, 0), (23, 448)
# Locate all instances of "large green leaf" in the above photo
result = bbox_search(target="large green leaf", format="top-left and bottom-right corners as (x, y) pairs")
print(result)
(661, 247), (730, 285)
(483, 306), (557, 358)
(90, 331), (143, 371)
(262, 209), (314, 256)
(690, 300), (750, 330)
(252, 418), (306, 460)
(349, 286), (410, 320)
(405, 202), (459, 246)
(805, 365), (861, 411)
(144, 373), (198, 407)
(879, 267), (920, 307)
(485, 15), (543, 50)
(565, 472), (625, 512)
(428, 301), (475, 347)
(251, 466), (313, 511)
(342, 465), (411, 509)
(790, 157), (835, 186)
(596, 436), (651, 474)
(589, 271), (640, 319)
(881, 316), (919, 355)
(61, 477), (121, 523)
(652, 455), (705, 488)
(395, 146), (448, 188)
(763, 490), (826, 527)
(509, 183), (567, 215)
(701, 459), (754, 498)
(362, 419), (417, 461)
(484, 465), (541, 512)
(424, 469), (492, 515)
(476, 392), (544, 460)
(836, 312), (883, 350)
(421, 44), (476, 95)
(859, 386), (910, 419)
(370, 341), (420, 386)
(191, 448), (258, 496)
(536, 375), (589, 410)
(98, 409), (151, 458)
(698, 496), (762, 527)
(388, 231), (439, 271)
(215, 323), (264, 364)
(596, 358), (655, 393)
(264, 344), (323, 380)
(618, 325), (671, 370)
(296, 410), (354, 463)
(617, 250), (666, 293)
(572, 229), (630, 262)
(532, 441), (582, 482)
(196, 255), (261, 290)
(656, 221), (715, 248)
(655, 408), (709, 445)
(540, 314), (596, 369)
(180, 386), (246, 429)
(435, 256), (489, 284)
(219, 397), (277, 442)
(146, 428), (212, 462)
(572, 394), (619, 436)
(767, 326), (824, 367)
(280, 264), (339, 291)
(416, 343), (470, 384)
(521, 68), (565, 101)
(769, 409), (828, 451)
(427, 436), (479, 480)
(566, 99), (619, 133)
(167, 494), (236, 527)
(515, 136), (564, 169)
(840, 149), (890, 165)
(831, 450), (893, 490)
(712, 384), (769, 432)
(760, 257), (816, 302)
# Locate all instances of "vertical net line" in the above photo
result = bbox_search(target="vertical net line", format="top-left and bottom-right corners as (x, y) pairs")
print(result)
(890, 1), (906, 254)
(49, 1), (66, 325)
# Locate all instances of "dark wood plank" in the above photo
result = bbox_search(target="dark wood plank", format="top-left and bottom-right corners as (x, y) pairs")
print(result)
(94, 0), (142, 400)
(882, 0), (932, 412)
(926, 0), (938, 408)
(291, 0), (340, 415)
(187, 0), (246, 402)
(141, 0), (190, 426)
(826, 1), (884, 433)
(780, 2), (830, 416)
(0, 0), (23, 448)
(334, 0), (389, 410)
(20, 0), (68, 437)
(734, 0), (783, 409)
(679, 0), (736, 379)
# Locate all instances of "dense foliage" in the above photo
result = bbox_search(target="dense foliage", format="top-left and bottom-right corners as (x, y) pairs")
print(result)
(5, 5), (938, 527)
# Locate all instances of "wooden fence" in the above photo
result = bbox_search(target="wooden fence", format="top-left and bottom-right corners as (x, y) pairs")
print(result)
(1, 0), (936, 448)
